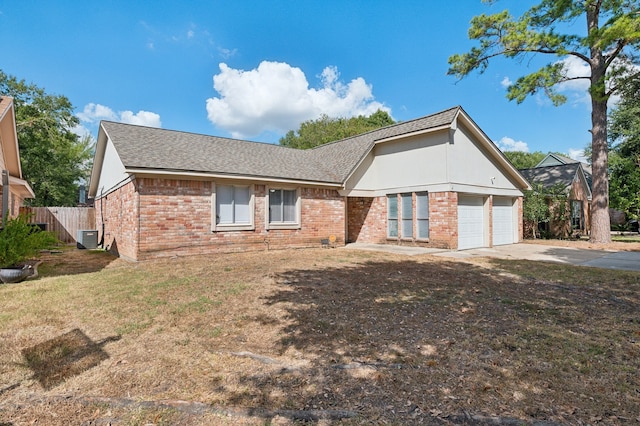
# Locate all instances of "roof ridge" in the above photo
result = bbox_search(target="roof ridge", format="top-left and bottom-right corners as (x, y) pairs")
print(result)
(309, 105), (461, 150)
(100, 120), (306, 151)
(519, 162), (580, 171)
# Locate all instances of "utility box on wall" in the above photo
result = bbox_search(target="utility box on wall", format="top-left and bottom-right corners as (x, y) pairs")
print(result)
(77, 230), (98, 249)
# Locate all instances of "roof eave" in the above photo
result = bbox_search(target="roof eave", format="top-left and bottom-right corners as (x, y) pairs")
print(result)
(125, 168), (344, 188)
(88, 122), (109, 198)
(7, 176), (35, 198)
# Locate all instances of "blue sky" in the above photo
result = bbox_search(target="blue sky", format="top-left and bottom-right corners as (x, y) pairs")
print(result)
(1, 1), (596, 159)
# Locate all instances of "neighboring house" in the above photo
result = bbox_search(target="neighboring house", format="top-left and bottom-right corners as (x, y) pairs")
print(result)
(88, 106), (531, 261)
(0, 97), (35, 220)
(536, 152), (592, 185)
(519, 163), (592, 237)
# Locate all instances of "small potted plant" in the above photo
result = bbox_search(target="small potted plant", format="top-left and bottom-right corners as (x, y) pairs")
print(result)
(0, 215), (58, 283)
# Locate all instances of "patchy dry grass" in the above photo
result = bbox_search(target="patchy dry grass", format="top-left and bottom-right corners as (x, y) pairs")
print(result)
(0, 244), (639, 425)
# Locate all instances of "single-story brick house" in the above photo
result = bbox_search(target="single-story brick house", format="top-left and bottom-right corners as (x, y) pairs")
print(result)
(519, 162), (592, 237)
(0, 96), (35, 219)
(88, 106), (530, 261)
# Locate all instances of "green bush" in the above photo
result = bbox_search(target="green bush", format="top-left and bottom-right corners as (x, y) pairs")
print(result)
(0, 215), (58, 268)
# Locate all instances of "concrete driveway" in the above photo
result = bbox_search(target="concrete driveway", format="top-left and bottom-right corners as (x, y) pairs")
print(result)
(344, 242), (640, 272)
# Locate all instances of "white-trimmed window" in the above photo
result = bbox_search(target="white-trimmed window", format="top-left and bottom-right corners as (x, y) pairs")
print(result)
(401, 193), (413, 239)
(387, 194), (398, 238)
(212, 184), (254, 231)
(416, 192), (429, 239)
(267, 187), (301, 229)
(387, 191), (429, 240)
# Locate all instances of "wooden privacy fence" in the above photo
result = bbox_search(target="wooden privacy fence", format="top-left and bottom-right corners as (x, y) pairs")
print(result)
(19, 207), (96, 244)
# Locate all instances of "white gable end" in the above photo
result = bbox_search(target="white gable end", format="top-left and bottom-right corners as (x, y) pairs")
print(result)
(91, 136), (130, 198)
(447, 123), (523, 195)
(344, 130), (450, 195)
(344, 119), (525, 197)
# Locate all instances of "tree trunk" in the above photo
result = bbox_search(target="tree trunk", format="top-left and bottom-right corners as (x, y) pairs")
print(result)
(590, 98), (611, 243)
(588, 3), (612, 244)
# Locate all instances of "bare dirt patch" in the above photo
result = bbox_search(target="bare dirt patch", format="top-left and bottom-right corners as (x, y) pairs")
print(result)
(1, 245), (639, 425)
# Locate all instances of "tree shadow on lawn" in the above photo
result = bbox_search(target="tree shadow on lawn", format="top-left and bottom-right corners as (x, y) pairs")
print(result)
(0, 329), (120, 396)
(34, 247), (118, 278)
(221, 258), (640, 424)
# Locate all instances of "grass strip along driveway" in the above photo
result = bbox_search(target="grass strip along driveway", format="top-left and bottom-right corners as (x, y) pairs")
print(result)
(0, 245), (639, 425)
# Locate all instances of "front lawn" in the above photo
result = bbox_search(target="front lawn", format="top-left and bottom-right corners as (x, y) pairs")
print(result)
(0, 246), (639, 425)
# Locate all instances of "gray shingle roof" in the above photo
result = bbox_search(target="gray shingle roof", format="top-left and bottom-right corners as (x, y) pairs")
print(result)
(519, 163), (581, 191)
(100, 106), (461, 185)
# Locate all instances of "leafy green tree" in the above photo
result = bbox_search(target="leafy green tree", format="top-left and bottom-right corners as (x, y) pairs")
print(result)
(523, 183), (550, 239)
(0, 70), (92, 206)
(280, 110), (395, 149)
(523, 182), (570, 238)
(448, 0), (640, 244)
(503, 150), (547, 169)
(609, 77), (640, 219)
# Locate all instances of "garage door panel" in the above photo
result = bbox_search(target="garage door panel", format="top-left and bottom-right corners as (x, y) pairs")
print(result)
(458, 196), (484, 250)
(492, 197), (513, 246)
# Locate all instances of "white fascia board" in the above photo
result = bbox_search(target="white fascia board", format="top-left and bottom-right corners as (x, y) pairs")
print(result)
(577, 168), (592, 200)
(126, 168), (343, 188)
(372, 124), (452, 145)
(88, 123), (108, 198)
(340, 182), (524, 198)
(0, 100), (24, 178)
(449, 183), (524, 197)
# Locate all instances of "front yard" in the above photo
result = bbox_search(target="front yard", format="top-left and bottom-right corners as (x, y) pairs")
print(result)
(1, 244), (639, 425)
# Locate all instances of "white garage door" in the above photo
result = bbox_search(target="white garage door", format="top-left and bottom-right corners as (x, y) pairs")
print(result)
(458, 196), (484, 250)
(492, 197), (514, 246)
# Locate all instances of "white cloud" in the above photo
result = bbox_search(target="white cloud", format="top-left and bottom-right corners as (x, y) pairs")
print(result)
(70, 123), (93, 140)
(78, 103), (161, 128)
(217, 47), (237, 60)
(556, 56), (591, 105)
(568, 148), (588, 163)
(496, 136), (529, 152)
(205, 61), (390, 139)
(119, 110), (162, 127)
(500, 76), (512, 88)
(555, 56), (637, 108)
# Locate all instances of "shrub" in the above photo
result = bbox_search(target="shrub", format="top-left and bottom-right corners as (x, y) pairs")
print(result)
(0, 215), (58, 268)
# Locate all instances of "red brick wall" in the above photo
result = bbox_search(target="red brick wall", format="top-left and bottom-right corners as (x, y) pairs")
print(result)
(427, 192), (458, 249)
(517, 196), (524, 242)
(98, 177), (346, 260)
(346, 191), (458, 249)
(347, 197), (387, 243)
(94, 180), (139, 260)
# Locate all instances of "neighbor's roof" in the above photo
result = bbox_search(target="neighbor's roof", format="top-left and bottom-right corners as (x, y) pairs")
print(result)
(97, 106), (462, 186)
(519, 163), (584, 192)
(536, 152), (593, 176)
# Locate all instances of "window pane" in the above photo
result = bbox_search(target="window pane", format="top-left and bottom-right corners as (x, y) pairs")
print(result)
(216, 185), (234, 224)
(388, 219), (398, 238)
(417, 219), (429, 239)
(402, 219), (413, 238)
(401, 194), (412, 238)
(283, 190), (297, 222)
(416, 192), (429, 219)
(387, 195), (397, 219)
(416, 192), (429, 239)
(234, 186), (250, 223)
(269, 189), (282, 222)
(387, 195), (398, 237)
(401, 193), (412, 220)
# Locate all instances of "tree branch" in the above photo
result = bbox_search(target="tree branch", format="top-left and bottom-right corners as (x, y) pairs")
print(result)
(604, 40), (627, 69)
